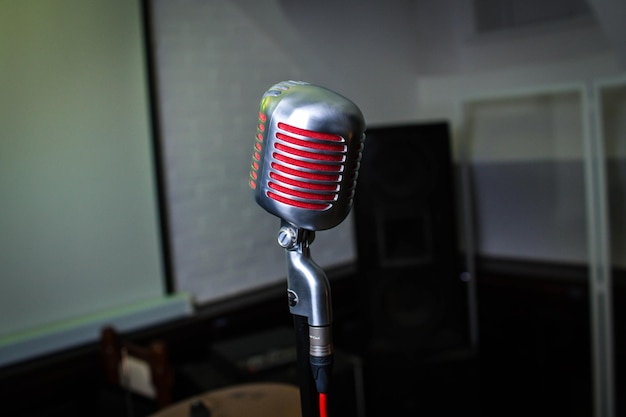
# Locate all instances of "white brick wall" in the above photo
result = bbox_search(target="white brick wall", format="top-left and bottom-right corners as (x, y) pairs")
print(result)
(151, 0), (357, 305)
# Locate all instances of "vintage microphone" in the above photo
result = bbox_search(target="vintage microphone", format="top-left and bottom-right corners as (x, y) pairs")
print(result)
(249, 80), (365, 417)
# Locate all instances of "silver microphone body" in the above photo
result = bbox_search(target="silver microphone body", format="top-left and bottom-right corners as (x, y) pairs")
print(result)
(249, 81), (366, 231)
(249, 81), (365, 394)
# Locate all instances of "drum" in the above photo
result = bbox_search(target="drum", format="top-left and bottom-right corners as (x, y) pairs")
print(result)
(149, 382), (302, 417)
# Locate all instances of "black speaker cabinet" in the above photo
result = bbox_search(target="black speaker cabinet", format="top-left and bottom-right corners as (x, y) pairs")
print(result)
(353, 121), (471, 357)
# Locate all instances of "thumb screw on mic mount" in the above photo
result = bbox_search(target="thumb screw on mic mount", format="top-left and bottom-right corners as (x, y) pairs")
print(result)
(277, 226), (297, 249)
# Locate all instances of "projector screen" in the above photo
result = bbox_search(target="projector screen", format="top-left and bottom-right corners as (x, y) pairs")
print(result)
(0, 0), (190, 366)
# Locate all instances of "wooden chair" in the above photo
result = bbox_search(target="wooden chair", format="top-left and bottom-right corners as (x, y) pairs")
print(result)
(100, 326), (302, 417)
(100, 326), (176, 411)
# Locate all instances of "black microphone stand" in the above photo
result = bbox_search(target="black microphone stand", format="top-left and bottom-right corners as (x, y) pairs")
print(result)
(277, 221), (333, 417)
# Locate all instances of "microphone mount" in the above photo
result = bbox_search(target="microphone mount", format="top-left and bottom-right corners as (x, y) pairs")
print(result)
(278, 220), (332, 333)
(277, 220), (334, 397)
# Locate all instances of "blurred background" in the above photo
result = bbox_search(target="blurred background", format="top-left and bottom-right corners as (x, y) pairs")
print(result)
(1, 0), (625, 416)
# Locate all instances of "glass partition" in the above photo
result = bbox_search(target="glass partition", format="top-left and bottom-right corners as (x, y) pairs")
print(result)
(462, 86), (588, 264)
(460, 84), (602, 415)
(597, 78), (626, 417)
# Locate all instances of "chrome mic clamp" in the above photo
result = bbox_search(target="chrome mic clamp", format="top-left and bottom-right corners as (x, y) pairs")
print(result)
(277, 220), (333, 392)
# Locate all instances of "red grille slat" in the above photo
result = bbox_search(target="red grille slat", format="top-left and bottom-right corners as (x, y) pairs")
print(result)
(275, 133), (345, 152)
(268, 182), (336, 201)
(269, 172), (338, 191)
(271, 163), (340, 182)
(267, 191), (330, 210)
(274, 143), (344, 162)
(272, 153), (342, 172)
(278, 122), (343, 142)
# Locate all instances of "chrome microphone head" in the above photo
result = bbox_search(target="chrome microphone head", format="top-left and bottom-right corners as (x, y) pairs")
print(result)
(249, 81), (366, 231)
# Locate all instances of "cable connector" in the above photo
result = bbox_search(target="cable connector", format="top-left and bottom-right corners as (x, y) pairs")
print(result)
(310, 354), (333, 393)
(309, 325), (333, 393)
